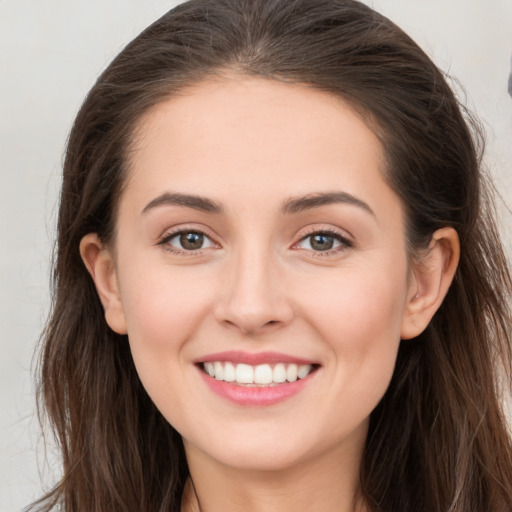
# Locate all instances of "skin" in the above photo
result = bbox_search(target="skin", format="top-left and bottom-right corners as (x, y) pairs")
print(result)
(81, 76), (459, 512)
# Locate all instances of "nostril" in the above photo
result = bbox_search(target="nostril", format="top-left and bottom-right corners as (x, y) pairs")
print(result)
(214, 291), (294, 334)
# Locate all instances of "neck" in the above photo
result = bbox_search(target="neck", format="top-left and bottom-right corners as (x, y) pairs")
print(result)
(181, 435), (366, 512)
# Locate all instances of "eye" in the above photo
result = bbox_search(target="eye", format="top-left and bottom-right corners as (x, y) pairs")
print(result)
(161, 230), (216, 252)
(296, 231), (352, 253)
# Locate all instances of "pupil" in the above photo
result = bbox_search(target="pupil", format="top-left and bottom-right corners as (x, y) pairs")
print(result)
(180, 232), (203, 250)
(311, 234), (334, 251)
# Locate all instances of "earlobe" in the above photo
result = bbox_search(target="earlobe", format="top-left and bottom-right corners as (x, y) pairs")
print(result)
(400, 227), (460, 340)
(79, 233), (127, 335)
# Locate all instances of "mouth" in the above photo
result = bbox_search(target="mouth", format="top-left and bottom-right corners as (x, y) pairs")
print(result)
(199, 361), (319, 387)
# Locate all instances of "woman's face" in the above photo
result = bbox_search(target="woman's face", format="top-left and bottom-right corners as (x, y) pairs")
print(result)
(102, 77), (420, 472)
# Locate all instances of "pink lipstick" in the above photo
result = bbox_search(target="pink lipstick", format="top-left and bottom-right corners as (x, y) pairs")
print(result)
(195, 351), (319, 406)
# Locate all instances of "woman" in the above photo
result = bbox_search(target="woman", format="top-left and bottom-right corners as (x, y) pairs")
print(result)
(32, 0), (512, 511)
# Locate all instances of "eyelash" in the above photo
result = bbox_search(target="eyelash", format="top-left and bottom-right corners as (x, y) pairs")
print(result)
(158, 227), (219, 256)
(293, 228), (353, 256)
(157, 227), (353, 256)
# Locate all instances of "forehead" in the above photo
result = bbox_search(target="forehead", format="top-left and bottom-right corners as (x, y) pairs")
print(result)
(131, 76), (381, 154)
(122, 76), (399, 224)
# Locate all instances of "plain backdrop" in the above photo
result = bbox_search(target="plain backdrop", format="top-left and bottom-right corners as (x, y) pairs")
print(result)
(1, 1), (511, 510)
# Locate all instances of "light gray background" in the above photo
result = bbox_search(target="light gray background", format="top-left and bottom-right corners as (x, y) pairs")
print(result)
(1, 1), (511, 510)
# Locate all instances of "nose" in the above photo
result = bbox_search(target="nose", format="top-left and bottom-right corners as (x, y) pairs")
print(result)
(214, 246), (294, 336)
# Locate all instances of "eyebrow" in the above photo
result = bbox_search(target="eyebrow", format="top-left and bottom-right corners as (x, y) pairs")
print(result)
(141, 192), (223, 214)
(141, 190), (374, 217)
(282, 191), (375, 216)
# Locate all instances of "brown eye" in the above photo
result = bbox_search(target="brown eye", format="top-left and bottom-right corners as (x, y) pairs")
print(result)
(163, 230), (215, 252)
(180, 232), (204, 250)
(310, 234), (335, 251)
(296, 231), (352, 253)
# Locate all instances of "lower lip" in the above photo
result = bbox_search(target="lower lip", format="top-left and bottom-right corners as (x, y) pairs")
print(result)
(197, 368), (317, 406)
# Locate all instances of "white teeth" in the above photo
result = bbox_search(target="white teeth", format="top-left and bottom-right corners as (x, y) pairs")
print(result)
(235, 363), (254, 384)
(202, 361), (315, 386)
(286, 364), (298, 382)
(224, 362), (236, 382)
(273, 363), (287, 383)
(213, 361), (224, 381)
(254, 364), (273, 384)
(204, 362), (215, 377)
(298, 364), (312, 379)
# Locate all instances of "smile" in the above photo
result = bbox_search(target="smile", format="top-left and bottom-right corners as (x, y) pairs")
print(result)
(201, 361), (316, 386)
(196, 351), (320, 406)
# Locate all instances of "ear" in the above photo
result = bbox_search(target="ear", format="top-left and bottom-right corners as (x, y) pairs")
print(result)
(79, 233), (127, 335)
(401, 227), (460, 340)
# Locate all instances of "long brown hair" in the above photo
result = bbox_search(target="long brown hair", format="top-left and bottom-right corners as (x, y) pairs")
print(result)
(31, 1), (512, 510)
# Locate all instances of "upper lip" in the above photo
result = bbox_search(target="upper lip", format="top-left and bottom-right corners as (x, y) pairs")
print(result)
(194, 350), (318, 366)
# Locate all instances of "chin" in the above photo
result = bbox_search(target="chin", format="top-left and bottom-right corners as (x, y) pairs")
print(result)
(210, 446), (309, 473)
(183, 416), (368, 476)
(182, 425), (313, 472)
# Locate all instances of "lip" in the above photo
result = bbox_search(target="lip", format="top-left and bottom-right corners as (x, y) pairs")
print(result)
(194, 350), (317, 366)
(195, 351), (319, 406)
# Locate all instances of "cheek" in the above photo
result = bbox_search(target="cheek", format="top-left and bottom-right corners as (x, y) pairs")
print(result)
(120, 264), (211, 345)
(302, 264), (407, 336)
(117, 267), (211, 403)
(298, 263), (408, 391)
(305, 274), (406, 439)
